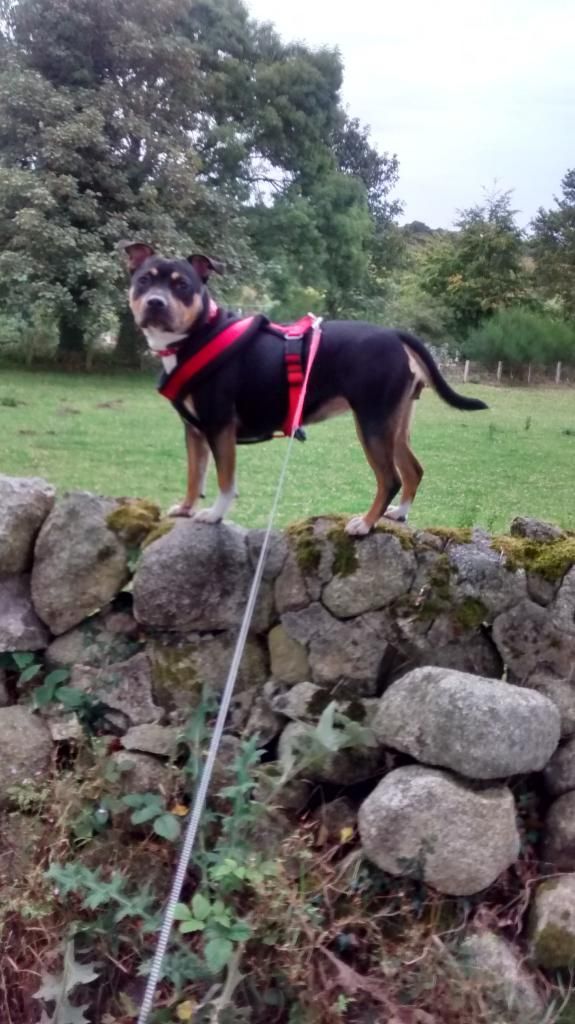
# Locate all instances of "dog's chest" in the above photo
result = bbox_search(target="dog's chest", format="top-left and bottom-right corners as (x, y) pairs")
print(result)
(162, 354), (177, 373)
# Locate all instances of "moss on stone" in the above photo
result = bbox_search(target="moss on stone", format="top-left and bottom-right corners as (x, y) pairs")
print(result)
(534, 922), (575, 969)
(285, 520), (322, 575)
(107, 499), (161, 545)
(373, 519), (415, 550)
(415, 554), (453, 620)
(149, 644), (200, 695)
(425, 526), (474, 545)
(428, 555), (452, 600)
(142, 518), (175, 549)
(416, 597), (448, 621)
(453, 596), (488, 630)
(492, 534), (575, 581)
(327, 525), (359, 577)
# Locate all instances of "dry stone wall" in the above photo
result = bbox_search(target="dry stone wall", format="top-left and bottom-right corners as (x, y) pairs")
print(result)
(1, 476), (575, 952)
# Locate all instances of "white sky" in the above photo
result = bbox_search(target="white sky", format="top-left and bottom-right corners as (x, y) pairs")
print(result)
(246, 0), (575, 228)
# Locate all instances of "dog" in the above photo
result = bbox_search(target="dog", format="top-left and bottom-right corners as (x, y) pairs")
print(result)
(121, 241), (487, 536)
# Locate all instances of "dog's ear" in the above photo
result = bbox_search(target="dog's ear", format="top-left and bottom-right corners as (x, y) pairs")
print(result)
(118, 240), (156, 273)
(188, 254), (225, 283)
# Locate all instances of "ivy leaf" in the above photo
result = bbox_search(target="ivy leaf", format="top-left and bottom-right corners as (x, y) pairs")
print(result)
(191, 892), (211, 921)
(228, 920), (253, 942)
(44, 669), (71, 687)
(179, 918), (206, 934)
(121, 793), (147, 808)
(153, 814), (181, 842)
(19, 663), (42, 684)
(56, 687), (86, 709)
(13, 651), (36, 669)
(33, 679), (60, 708)
(204, 937), (233, 975)
(131, 805), (161, 825)
(173, 903), (192, 921)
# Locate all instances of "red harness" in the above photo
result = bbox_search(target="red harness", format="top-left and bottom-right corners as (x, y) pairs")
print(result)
(157, 307), (322, 438)
(276, 314), (322, 436)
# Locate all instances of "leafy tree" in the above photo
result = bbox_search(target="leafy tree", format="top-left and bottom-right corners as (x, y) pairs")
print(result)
(249, 114), (402, 320)
(0, 0), (349, 361)
(422, 189), (528, 337)
(0, 0), (402, 362)
(333, 115), (401, 225)
(0, 0), (256, 363)
(531, 169), (575, 317)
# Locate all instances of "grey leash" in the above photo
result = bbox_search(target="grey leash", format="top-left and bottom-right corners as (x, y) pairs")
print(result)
(136, 430), (300, 1024)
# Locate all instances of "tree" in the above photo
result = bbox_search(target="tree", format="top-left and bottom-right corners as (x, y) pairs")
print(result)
(332, 116), (401, 225)
(0, 0), (353, 362)
(0, 0), (402, 362)
(0, 0), (255, 362)
(249, 112), (402, 320)
(531, 169), (575, 317)
(422, 189), (527, 337)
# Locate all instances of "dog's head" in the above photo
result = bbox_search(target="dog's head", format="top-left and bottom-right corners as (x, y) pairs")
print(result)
(119, 241), (224, 347)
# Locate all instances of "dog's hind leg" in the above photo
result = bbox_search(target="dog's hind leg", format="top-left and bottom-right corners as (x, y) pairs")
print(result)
(385, 396), (423, 523)
(346, 415), (401, 536)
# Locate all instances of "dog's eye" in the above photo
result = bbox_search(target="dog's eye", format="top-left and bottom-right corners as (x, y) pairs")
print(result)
(136, 273), (151, 290)
(174, 279), (190, 295)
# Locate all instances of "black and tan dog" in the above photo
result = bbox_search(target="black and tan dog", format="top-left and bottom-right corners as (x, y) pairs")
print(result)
(121, 241), (487, 536)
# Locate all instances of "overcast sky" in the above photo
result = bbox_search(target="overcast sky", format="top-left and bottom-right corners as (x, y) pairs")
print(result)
(246, 0), (574, 229)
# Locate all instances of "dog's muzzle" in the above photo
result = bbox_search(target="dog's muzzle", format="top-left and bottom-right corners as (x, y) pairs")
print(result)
(141, 293), (171, 328)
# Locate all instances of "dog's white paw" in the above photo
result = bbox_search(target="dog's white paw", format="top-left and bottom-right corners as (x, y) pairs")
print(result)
(383, 505), (408, 523)
(193, 507), (223, 524)
(345, 516), (372, 537)
(167, 502), (195, 518)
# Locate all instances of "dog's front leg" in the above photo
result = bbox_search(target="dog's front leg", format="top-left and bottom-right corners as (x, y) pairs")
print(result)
(168, 423), (210, 517)
(193, 423), (237, 524)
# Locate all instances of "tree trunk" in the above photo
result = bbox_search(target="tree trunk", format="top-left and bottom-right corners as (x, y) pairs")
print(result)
(115, 308), (144, 367)
(57, 311), (87, 369)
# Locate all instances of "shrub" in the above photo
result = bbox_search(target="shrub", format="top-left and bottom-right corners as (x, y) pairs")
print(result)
(463, 306), (575, 371)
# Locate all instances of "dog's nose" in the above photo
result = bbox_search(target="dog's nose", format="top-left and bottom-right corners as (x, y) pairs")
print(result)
(146, 295), (167, 311)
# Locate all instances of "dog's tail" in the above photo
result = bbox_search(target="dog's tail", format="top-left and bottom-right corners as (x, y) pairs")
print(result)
(399, 331), (488, 411)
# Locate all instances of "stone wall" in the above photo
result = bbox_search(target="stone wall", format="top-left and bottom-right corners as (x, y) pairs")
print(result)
(1, 475), (575, 957)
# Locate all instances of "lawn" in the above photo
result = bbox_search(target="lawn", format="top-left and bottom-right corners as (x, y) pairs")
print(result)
(0, 367), (573, 532)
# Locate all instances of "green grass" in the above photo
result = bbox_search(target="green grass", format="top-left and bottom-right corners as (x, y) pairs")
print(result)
(0, 368), (574, 531)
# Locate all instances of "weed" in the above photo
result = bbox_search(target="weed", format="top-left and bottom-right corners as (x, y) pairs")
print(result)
(121, 791), (183, 841)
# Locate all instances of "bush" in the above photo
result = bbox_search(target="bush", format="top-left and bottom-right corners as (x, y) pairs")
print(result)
(0, 309), (59, 365)
(463, 307), (575, 370)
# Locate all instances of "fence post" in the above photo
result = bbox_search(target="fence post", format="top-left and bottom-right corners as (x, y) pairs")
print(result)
(497, 361), (503, 383)
(556, 362), (562, 385)
(463, 359), (470, 383)
(527, 363), (532, 385)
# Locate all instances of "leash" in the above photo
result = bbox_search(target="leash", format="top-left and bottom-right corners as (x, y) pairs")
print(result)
(136, 317), (322, 1024)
